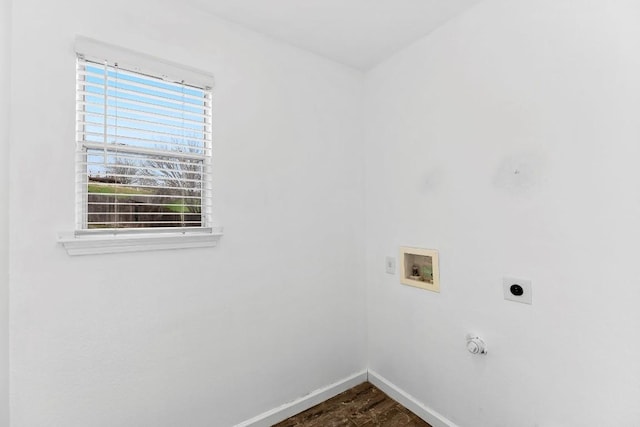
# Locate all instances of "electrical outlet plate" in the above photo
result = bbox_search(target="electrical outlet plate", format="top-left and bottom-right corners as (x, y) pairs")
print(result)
(503, 277), (532, 304)
(385, 256), (396, 274)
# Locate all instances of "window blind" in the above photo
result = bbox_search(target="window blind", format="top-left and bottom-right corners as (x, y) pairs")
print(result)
(75, 55), (213, 232)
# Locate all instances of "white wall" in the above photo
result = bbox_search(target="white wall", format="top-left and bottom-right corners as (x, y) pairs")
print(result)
(364, 0), (640, 426)
(10, 1), (640, 426)
(9, 0), (366, 426)
(0, 0), (10, 425)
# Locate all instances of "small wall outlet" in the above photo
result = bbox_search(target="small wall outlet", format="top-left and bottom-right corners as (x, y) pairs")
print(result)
(385, 256), (396, 274)
(503, 277), (532, 304)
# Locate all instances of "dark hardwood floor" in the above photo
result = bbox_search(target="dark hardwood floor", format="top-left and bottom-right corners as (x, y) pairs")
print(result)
(273, 382), (432, 427)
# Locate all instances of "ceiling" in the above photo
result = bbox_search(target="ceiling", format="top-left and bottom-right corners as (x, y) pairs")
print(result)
(188, 0), (482, 70)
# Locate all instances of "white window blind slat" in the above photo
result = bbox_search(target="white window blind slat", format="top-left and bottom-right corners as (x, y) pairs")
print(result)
(78, 70), (209, 104)
(80, 112), (212, 135)
(87, 224), (206, 228)
(79, 132), (209, 153)
(81, 161), (213, 176)
(77, 103), (209, 127)
(78, 181), (212, 192)
(77, 90), (210, 120)
(78, 79), (209, 108)
(77, 193), (210, 201)
(80, 128), (210, 146)
(80, 141), (209, 160)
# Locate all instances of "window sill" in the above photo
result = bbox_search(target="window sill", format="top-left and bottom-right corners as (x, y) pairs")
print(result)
(58, 227), (224, 256)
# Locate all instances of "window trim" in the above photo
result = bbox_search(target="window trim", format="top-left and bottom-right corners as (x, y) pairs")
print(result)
(75, 36), (215, 90)
(58, 227), (224, 256)
(59, 37), (222, 255)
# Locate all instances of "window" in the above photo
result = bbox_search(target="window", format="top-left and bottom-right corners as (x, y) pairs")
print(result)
(60, 37), (221, 255)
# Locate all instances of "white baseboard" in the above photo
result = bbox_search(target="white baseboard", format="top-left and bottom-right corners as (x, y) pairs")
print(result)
(234, 370), (368, 427)
(367, 370), (459, 427)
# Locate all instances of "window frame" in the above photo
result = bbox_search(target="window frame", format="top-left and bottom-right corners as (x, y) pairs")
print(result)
(59, 37), (222, 255)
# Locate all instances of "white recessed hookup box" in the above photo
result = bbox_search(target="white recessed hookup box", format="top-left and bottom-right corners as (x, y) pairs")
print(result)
(399, 247), (440, 293)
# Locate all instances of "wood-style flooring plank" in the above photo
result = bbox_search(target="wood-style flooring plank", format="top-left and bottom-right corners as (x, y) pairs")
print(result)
(273, 382), (432, 427)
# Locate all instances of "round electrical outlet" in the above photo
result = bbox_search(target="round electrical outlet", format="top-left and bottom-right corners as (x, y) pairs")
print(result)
(510, 284), (524, 296)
